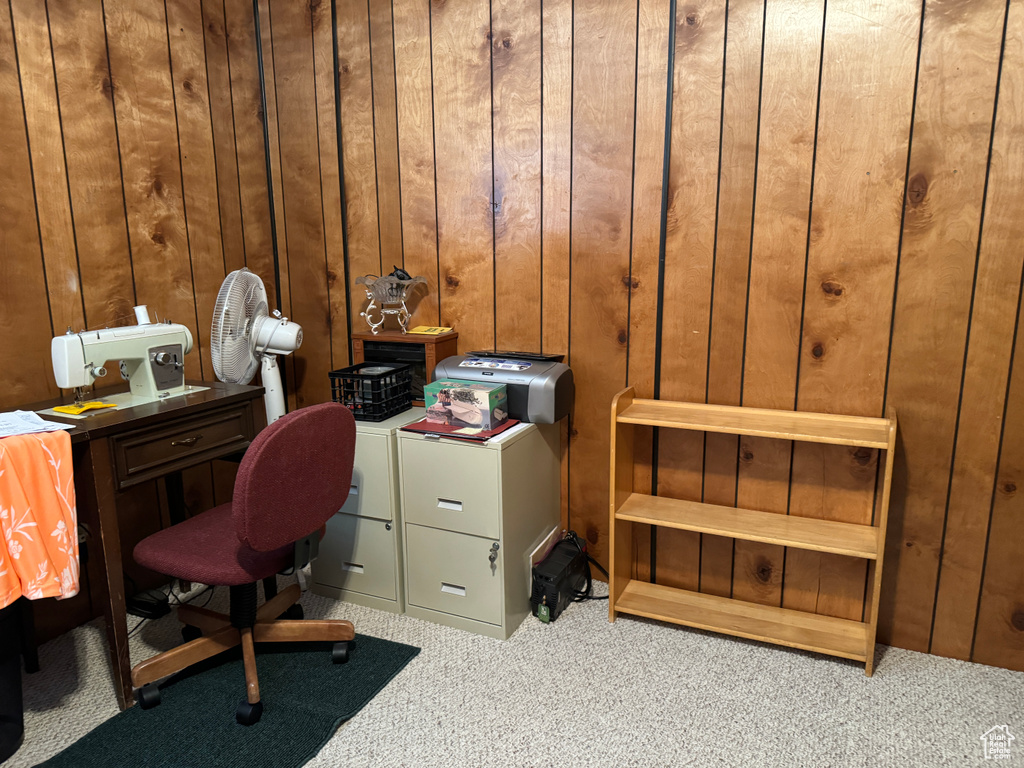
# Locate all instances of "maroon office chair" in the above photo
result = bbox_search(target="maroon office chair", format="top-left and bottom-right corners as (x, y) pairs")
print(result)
(131, 402), (357, 725)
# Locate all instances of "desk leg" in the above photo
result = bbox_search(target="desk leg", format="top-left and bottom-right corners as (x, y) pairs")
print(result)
(84, 437), (134, 710)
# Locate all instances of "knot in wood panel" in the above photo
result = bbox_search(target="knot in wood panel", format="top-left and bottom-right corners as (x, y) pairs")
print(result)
(811, 342), (825, 360)
(585, 525), (599, 545)
(907, 173), (928, 206)
(621, 275), (640, 291)
(821, 279), (844, 298)
(851, 447), (874, 467)
(617, 329), (627, 345)
(1000, 480), (1016, 496)
(754, 558), (773, 583)
(1012, 609), (1024, 632)
(445, 274), (460, 288)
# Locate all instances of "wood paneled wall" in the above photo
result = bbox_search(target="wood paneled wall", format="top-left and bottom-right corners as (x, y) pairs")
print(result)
(310, 0), (1023, 671)
(4, 0), (1023, 673)
(0, 0), (278, 635)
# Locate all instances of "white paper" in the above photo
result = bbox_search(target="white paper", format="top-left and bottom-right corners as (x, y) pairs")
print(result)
(0, 411), (75, 438)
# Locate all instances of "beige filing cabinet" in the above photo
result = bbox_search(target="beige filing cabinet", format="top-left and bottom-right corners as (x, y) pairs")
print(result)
(311, 408), (424, 613)
(398, 422), (560, 639)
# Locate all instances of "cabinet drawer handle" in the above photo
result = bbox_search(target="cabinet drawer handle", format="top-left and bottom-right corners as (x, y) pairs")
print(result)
(342, 562), (364, 574)
(440, 582), (466, 597)
(437, 498), (463, 512)
(349, 484), (359, 496)
(171, 434), (203, 448)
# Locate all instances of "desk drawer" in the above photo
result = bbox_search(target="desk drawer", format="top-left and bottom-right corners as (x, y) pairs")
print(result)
(405, 524), (501, 626)
(400, 438), (499, 538)
(112, 405), (255, 489)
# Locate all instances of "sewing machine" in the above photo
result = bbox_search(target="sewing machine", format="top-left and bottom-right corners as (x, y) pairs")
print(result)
(49, 306), (201, 411)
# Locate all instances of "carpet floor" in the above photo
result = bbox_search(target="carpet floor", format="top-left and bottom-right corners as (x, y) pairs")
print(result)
(9, 577), (1024, 767)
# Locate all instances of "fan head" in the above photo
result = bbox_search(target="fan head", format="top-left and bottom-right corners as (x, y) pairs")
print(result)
(211, 268), (268, 384)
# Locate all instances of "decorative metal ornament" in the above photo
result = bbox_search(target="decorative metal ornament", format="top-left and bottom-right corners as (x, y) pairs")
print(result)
(356, 273), (427, 334)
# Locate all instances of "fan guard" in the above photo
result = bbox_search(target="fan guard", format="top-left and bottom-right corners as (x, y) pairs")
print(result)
(211, 268), (267, 385)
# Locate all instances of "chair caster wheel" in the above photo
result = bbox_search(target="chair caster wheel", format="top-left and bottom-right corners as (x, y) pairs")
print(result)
(236, 698), (263, 726)
(137, 684), (161, 710)
(182, 625), (202, 642)
(282, 603), (304, 620)
(332, 641), (350, 664)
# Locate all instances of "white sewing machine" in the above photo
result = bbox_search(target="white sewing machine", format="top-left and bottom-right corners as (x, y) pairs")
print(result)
(49, 305), (203, 412)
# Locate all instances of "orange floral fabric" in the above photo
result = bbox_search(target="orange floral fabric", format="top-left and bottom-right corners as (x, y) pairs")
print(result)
(0, 430), (79, 610)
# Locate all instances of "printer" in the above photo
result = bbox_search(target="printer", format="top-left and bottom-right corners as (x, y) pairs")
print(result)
(433, 352), (573, 424)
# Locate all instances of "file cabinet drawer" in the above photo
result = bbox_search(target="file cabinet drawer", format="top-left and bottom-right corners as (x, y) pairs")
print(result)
(405, 524), (502, 626)
(313, 512), (397, 601)
(341, 433), (392, 519)
(400, 438), (499, 538)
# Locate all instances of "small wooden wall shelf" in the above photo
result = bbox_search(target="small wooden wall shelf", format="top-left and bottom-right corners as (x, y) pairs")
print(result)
(608, 387), (897, 676)
(352, 329), (459, 406)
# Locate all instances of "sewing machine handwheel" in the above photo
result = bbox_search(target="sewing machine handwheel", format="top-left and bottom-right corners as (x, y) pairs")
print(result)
(137, 684), (161, 710)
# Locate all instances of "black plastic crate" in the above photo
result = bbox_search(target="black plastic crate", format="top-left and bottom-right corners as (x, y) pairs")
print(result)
(329, 362), (413, 422)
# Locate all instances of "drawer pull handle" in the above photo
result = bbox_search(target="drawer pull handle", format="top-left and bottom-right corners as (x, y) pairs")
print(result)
(342, 562), (364, 574)
(171, 434), (203, 448)
(437, 498), (463, 512)
(441, 582), (466, 597)
(349, 484), (359, 496)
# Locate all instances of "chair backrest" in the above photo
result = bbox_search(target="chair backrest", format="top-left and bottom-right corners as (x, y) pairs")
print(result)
(232, 402), (356, 552)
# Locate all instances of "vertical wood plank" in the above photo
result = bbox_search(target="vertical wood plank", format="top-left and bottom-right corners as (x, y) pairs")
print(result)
(568, 0), (637, 567)
(973, 272), (1024, 670)
(627, 0), (671, 582)
(786, 0), (919, 623)
(655, 0), (724, 590)
(932, 0), (1023, 661)
(336, 0), (380, 333)
(392, 0), (439, 326)
(9, 0), (86, 340)
(105, 0), (202, 376)
(540, 0), (571, 359)
(267, 0), (332, 405)
(202, 0), (247, 274)
(48, 0), (136, 338)
(700, 0), (764, 598)
(492, 0), (541, 351)
(0, 0), (57, 408)
(733, 0), (824, 607)
(167, 0), (229, 382)
(224, 0), (276, 300)
(881, 0), (1007, 650)
(369, 0), (402, 270)
(313, 0), (349, 370)
(257, 0), (291, 319)
(541, 0), (573, 532)
(431, 0), (494, 352)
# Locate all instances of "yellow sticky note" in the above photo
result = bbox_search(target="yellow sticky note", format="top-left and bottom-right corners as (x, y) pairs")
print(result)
(52, 401), (118, 415)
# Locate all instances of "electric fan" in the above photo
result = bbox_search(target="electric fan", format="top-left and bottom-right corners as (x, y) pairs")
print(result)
(211, 268), (302, 423)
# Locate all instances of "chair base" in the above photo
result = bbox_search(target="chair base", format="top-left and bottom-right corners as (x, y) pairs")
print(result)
(130, 583), (354, 721)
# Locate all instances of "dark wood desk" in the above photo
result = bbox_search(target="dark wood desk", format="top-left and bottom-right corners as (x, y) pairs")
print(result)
(37, 381), (264, 709)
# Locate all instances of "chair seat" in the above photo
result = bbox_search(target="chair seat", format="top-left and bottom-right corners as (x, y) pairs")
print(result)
(134, 504), (294, 587)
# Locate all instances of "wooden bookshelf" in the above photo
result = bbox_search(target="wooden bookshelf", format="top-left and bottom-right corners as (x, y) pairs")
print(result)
(608, 387), (898, 676)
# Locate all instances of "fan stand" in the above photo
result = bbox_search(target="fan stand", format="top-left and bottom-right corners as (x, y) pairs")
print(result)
(261, 355), (286, 424)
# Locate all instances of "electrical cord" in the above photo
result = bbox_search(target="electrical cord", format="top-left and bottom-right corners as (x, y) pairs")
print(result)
(564, 531), (610, 602)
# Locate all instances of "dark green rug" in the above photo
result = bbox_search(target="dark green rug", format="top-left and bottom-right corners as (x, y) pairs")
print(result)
(37, 636), (419, 768)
